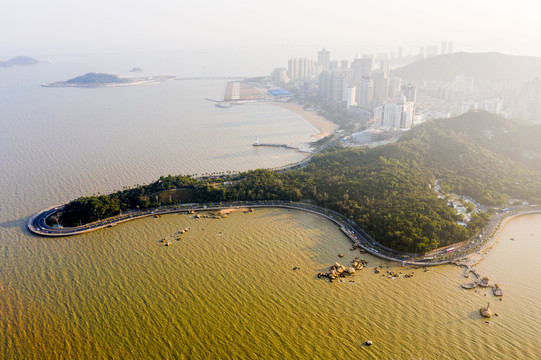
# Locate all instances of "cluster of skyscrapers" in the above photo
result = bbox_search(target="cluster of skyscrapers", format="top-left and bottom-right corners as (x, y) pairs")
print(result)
(272, 42), (541, 133)
(272, 43), (457, 131)
(314, 48), (422, 130)
(272, 41), (468, 129)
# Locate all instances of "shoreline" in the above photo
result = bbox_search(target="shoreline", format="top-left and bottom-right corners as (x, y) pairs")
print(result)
(270, 101), (336, 139)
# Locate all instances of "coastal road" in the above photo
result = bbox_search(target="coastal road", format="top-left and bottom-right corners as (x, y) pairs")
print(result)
(27, 201), (415, 263)
(28, 201), (541, 266)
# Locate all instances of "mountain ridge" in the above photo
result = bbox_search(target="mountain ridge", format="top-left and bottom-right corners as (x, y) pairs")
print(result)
(391, 52), (541, 82)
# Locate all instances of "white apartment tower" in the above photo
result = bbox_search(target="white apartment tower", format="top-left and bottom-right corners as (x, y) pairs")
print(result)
(375, 94), (414, 129)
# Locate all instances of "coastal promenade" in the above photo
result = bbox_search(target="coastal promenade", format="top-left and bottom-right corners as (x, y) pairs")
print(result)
(27, 201), (541, 266)
(28, 201), (418, 264)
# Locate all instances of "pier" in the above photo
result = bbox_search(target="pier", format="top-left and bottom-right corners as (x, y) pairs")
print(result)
(252, 136), (309, 152)
(253, 143), (296, 150)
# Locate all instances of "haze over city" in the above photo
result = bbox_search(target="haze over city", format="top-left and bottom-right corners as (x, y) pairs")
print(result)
(2, 0), (541, 64)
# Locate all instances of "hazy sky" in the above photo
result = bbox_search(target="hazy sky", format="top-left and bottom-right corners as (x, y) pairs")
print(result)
(2, 0), (540, 58)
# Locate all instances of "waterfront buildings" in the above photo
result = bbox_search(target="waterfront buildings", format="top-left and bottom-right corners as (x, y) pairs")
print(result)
(288, 58), (315, 81)
(272, 67), (288, 83)
(319, 71), (346, 102)
(274, 41), (534, 132)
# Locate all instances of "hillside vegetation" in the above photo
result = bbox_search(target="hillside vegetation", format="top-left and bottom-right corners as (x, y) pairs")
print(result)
(66, 72), (130, 85)
(60, 112), (541, 252)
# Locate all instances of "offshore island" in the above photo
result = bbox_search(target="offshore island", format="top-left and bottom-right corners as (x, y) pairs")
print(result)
(42, 72), (175, 87)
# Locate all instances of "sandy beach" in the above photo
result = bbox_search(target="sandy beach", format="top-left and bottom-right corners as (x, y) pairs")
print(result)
(217, 208), (251, 216)
(270, 101), (336, 139)
(222, 81), (336, 139)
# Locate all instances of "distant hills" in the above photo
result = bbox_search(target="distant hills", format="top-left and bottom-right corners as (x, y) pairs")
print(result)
(0, 56), (39, 68)
(391, 52), (541, 82)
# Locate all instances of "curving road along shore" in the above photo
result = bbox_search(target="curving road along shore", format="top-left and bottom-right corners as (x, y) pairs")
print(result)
(27, 201), (541, 266)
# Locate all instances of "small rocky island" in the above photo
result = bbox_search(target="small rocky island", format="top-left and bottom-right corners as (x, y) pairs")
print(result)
(42, 72), (175, 87)
(0, 56), (39, 68)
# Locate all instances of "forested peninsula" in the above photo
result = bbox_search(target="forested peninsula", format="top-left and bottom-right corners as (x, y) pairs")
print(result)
(58, 112), (541, 253)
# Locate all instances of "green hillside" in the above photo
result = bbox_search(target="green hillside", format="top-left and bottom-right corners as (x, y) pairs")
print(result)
(59, 112), (541, 252)
(66, 72), (130, 84)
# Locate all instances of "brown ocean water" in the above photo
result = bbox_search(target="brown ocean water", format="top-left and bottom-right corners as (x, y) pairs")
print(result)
(1, 59), (540, 359)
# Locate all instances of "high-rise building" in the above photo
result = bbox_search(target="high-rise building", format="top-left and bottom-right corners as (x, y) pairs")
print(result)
(351, 56), (373, 85)
(380, 60), (389, 76)
(341, 59), (349, 71)
(373, 70), (389, 99)
(288, 58), (315, 81)
(288, 58), (296, 81)
(318, 48), (330, 71)
(329, 60), (338, 71)
(346, 86), (356, 109)
(401, 83), (417, 102)
(388, 77), (402, 98)
(318, 71), (346, 102)
(375, 94), (414, 129)
(331, 74), (345, 102)
(272, 67), (288, 83)
(357, 77), (374, 110)
(318, 71), (331, 99)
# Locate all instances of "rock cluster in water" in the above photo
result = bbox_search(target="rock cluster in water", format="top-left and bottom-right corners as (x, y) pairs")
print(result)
(318, 258), (367, 282)
(373, 266), (415, 279)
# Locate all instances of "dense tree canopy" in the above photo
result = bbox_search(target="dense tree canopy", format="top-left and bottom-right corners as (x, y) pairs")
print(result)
(60, 112), (541, 252)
